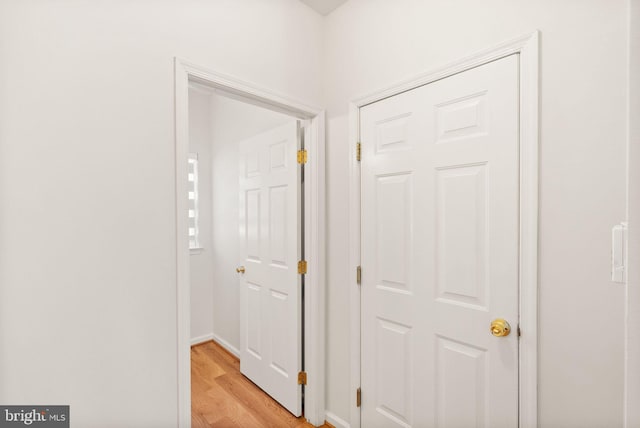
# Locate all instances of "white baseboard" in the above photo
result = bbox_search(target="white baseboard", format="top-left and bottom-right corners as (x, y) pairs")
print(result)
(190, 332), (240, 358)
(325, 411), (350, 428)
(190, 333), (214, 346)
(212, 333), (240, 358)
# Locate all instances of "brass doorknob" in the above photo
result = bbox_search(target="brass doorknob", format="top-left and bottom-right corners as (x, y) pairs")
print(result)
(236, 266), (245, 274)
(490, 318), (511, 337)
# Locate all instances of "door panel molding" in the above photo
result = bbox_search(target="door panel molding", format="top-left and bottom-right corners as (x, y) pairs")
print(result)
(175, 58), (326, 427)
(348, 31), (539, 428)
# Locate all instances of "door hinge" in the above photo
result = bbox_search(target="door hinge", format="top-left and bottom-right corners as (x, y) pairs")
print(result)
(297, 149), (308, 164)
(356, 387), (362, 407)
(298, 260), (307, 275)
(356, 266), (362, 285)
(356, 142), (361, 162)
(298, 371), (307, 385)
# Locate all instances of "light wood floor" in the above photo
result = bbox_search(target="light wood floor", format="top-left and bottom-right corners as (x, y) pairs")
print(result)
(191, 340), (330, 428)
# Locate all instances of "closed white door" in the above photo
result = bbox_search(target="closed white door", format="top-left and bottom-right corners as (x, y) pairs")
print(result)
(238, 121), (302, 416)
(360, 55), (519, 428)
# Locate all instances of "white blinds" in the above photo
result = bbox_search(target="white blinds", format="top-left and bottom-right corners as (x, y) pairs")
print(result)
(187, 153), (200, 249)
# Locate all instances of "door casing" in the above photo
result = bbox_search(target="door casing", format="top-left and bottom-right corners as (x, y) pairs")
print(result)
(348, 32), (539, 428)
(174, 58), (326, 427)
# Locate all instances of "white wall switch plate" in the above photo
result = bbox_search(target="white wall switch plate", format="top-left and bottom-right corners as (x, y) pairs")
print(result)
(612, 222), (627, 283)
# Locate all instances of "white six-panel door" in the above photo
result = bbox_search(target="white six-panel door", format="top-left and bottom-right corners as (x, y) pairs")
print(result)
(238, 121), (302, 416)
(360, 55), (520, 428)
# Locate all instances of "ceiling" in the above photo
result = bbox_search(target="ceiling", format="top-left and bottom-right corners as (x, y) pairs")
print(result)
(298, 0), (349, 16)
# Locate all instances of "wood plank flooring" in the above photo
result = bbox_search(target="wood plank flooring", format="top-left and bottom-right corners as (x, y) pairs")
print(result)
(191, 340), (330, 428)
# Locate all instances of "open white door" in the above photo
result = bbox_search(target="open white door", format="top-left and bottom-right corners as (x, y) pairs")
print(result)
(360, 55), (519, 427)
(238, 121), (302, 416)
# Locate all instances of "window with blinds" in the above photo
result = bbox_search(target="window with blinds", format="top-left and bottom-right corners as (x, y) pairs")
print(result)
(188, 153), (200, 249)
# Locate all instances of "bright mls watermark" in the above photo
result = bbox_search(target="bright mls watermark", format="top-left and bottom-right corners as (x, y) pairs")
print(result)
(0, 406), (68, 427)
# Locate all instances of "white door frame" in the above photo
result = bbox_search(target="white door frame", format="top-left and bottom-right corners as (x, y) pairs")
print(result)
(348, 32), (539, 428)
(174, 58), (326, 428)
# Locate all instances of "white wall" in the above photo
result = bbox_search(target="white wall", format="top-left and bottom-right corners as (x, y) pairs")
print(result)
(323, 1), (629, 427)
(325, 114), (351, 423)
(0, 1), (322, 426)
(189, 86), (215, 344)
(626, 0), (640, 426)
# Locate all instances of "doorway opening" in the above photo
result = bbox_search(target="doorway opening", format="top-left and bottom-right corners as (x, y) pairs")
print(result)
(175, 59), (326, 428)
